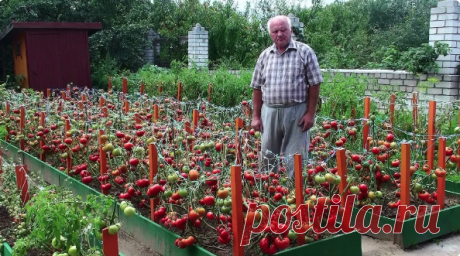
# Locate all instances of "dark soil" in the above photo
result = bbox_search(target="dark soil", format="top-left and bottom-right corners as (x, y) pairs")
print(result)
(25, 247), (49, 256)
(0, 205), (16, 247)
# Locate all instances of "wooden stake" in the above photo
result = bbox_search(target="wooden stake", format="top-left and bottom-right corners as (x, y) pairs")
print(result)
(427, 101), (436, 170)
(390, 94), (396, 129)
(336, 148), (348, 207)
(294, 154), (306, 245)
(153, 104), (159, 123)
(193, 110), (199, 130)
(184, 121), (194, 151)
(149, 143), (159, 221)
(230, 165), (244, 256)
(108, 77), (112, 93)
(362, 97), (371, 151)
(102, 228), (119, 256)
(122, 77), (128, 94)
(140, 83), (144, 95)
(20, 106), (25, 150)
(438, 137), (446, 210)
(65, 119), (71, 175)
(61, 91), (66, 100)
(177, 81), (182, 101)
(47, 88), (51, 98)
(124, 101), (129, 114)
(207, 83), (212, 102)
(235, 118), (244, 164)
(40, 112), (46, 161)
(399, 143), (411, 221)
(15, 165), (30, 205)
(99, 130), (108, 177)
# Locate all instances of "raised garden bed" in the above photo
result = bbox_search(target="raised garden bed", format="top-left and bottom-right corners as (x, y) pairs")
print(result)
(349, 190), (460, 248)
(0, 140), (363, 256)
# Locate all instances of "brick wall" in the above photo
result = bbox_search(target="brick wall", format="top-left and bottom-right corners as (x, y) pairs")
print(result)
(188, 23), (208, 69)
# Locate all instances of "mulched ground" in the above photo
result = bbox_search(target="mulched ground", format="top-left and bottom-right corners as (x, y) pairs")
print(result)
(0, 205), (16, 247)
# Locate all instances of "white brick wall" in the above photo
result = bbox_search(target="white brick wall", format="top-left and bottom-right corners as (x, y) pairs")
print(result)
(188, 23), (209, 68)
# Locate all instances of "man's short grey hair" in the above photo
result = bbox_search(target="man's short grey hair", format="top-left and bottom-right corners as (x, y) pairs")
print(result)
(267, 16), (292, 32)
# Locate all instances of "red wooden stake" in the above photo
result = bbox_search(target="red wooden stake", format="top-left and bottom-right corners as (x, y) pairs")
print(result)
(390, 94), (395, 129)
(15, 165), (30, 205)
(153, 104), (159, 123)
(99, 96), (105, 107)
(159, 86), (162, 96)
(124, 101), (129, 114)
(193, 109), (199, 130)
(427, 101), (436, 171)
(20, 106), (25, 150)
(149, 143), (159, 221)
(140, 83), (144, 95)
(65, 119), (71, 175)
(230, 165), (244, 256)
(177, 81), (182, 101)
(207, 83), (212, 102)
(122, 77), (128, 94)
(102, 228), (119, 256)
(437, 137), (446, 210)
(362, 97), (371, 151)
(47, 88), (51, 98)
(235, 118), (244, 164)
(40, 112), (46, 161)
(336, 148), (348, 207)
(61, 91), (66, 100)
(399, 143), (411, 221)
(108, 77), (112, 93)
(294, 154), (306, 245)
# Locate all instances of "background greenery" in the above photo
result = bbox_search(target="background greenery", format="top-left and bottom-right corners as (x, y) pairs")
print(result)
(0, 0), (449, 90)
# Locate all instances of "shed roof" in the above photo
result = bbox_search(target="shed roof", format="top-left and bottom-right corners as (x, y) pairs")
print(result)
(0, 21), (102, 43)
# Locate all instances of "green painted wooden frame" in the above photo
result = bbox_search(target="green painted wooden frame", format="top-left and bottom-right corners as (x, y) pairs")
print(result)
(0, 140), (362, 256)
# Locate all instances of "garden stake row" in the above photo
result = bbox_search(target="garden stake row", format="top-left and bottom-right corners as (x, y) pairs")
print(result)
(65, 119), (72, 175)
(438, 137), (446, 210)
(362, 97), (370, 151)
(230, 165), (244, 256)
(294, 153), (306, 245)
(15, 164), (30, 205)
(102, 227), (120, 256)
(40, 111), (46, 161)
(399, 142), (410, 221)
(427, 101), (436, 171)
(149, 143), (159, 221)
(336, 148), (348, 207)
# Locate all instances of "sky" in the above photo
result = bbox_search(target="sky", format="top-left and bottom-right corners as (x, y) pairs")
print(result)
(230, 0), (339, 10)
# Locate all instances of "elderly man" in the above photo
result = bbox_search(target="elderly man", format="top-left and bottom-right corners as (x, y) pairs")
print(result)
(250, 15), (323, 179)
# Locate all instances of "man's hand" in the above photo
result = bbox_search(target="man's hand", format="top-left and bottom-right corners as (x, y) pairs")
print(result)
(252, 117), (263, 132)
(298, 113), (314, 132)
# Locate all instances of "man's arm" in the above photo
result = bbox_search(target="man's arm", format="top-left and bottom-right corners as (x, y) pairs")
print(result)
(251, 89), (263, 131)
(298, 84), (320, 132)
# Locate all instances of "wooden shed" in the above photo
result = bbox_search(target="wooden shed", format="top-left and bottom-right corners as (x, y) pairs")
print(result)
(0, 22), (102, 91)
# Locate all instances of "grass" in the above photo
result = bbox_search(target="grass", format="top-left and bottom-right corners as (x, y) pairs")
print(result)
(0, 125), (6, 140)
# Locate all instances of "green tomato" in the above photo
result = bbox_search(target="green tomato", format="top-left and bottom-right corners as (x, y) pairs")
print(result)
(350, 186), (359, 194)
(124, 206), (136, 217)
(224, 198), (232, 207)
(287, 230), (298, 240)
(108, 225), (119, 235)
(112, 148), (122, 157)
(414, 183), (423, 192)
(314, 175), (326, 184)
(221, 205), (231, 214)
(68, 245), (79, 256)
(178, 188), (188, 198)
(120, 201), (128, 211)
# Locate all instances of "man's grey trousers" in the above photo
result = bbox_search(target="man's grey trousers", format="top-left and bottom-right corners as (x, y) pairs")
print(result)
(260, 102), (310, 179)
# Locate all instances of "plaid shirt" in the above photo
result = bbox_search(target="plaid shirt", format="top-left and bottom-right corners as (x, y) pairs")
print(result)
(250, 40), (323, 105)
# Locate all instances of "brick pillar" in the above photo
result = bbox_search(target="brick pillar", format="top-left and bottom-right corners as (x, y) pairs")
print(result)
(188, 23), (208, 69)
(288, 13), (304, 41)
(430, 0), (460, 75)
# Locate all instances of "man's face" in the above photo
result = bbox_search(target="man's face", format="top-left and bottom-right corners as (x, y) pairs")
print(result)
(269, 18), (292, 50)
